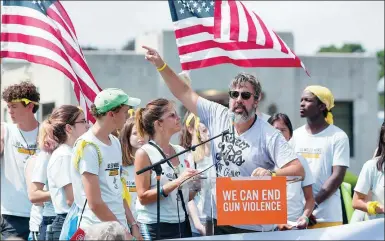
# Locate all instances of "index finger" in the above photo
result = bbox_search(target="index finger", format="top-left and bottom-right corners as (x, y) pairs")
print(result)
(142, 45), (154, 52)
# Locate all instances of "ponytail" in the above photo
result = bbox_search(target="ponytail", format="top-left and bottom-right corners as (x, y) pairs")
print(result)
(135, 108), (146, 138)
(38, 119), (58, 153)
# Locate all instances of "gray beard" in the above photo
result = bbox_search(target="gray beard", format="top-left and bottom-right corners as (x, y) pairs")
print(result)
(233, 108), (256, 124)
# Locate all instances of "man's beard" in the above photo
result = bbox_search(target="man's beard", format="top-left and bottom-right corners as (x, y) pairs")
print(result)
(232, 104), (256, 124)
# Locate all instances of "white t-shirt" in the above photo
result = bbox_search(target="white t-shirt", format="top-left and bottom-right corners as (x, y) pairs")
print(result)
(121, 165), (138, 219)
(31, 151), (56, 217)
(290, 124), (350, 223)
(71, 130), (128, 229)
(285, 154), (314, 222)
(135, 141), (190, 224)
(1, 122), (38, 217)
(186, 153), (215, 233)
(47, 144), (73, 214)
(197, 97), (298, 231)
(258, 112), (271, 122)
(24, 153), (43, 232)
(354, 158), (384, 220)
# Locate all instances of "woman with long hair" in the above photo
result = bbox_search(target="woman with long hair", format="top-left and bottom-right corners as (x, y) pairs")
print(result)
(25, 125), (57, 240)
(44, 105), (90, 240)
(134, 98), (199, 240)
(352, 122), (384, 219)
(267, 113), (315, 230)
(179, 111), (213, 236)
(119, 116), (149, 218)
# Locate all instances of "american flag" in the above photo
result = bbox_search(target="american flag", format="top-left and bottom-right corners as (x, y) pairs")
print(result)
(1, 0), (102, 122)
(168, 0), (308, 74)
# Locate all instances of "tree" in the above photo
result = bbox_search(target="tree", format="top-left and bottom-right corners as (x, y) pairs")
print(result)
(317, 44), (385, 79)
(317, 43), (365, 53)
(81, 45), (98, 50)
(377, 50), (384, 79)
(122, 39), (135, 50)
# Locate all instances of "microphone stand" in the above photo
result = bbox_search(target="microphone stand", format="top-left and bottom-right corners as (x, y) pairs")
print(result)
(136, 129), (230, 240)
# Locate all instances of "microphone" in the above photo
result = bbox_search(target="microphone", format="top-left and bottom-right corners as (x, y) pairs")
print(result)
(228, 111), (235, 144)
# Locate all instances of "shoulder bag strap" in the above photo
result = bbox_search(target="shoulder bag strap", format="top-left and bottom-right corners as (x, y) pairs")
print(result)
(148, 141), (190, 218)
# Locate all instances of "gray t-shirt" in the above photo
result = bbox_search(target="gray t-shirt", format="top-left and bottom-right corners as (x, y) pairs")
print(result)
(197, 97), (298, 231)
(197, 97), (297, 178)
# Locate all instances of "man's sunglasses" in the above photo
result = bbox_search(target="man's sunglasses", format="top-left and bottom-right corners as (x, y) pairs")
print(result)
(229, 91), (257, 100)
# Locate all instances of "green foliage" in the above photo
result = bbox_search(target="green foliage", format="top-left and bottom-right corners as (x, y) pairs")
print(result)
(81, 45), (98, 50)
(122, 39), (135, 51)
(318, 43), (365, 53)
(377, 50), (384, 79)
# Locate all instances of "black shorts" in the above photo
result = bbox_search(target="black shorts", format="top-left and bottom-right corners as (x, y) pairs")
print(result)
(140, 221), (189, 240)
(1, 214), (30, 240)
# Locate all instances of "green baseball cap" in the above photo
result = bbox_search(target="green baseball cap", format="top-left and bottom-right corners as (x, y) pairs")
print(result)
(94, 88), (141, 114)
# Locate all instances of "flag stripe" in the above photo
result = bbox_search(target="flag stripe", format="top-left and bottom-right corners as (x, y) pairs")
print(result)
(213, 0), (222, 38)
(46, 6), (76, 42)
(1, 1), (101, 122)
(177, 39), (284, 56)
(181, 55), (302, 70)
(169, 0), (309, 75)
(228, 0), (239, 41)
(2, 11), (100, 94)
(1, 50), (82, 97)
(175, 25), (213, 39)
(241, 2), (265, 46)
(273, 31), (289, 54)
(1, 40), (96, 103)
(2, 21), (99, 98)
(252, 12), (274, 49)
(53, 1), (77, 39)
(178, 46), (303, 63)
(235, 0), (248, 42)
(239, 2), (256, 43)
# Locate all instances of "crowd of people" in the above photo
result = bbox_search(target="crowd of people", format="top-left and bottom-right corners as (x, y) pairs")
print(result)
(1, 45), (384, 240)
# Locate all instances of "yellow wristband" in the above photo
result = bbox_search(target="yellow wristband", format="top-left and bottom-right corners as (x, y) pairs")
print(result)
(157, 63), (167, 72)
(269, 170), (276, 177)
(367, 201), (380, 215)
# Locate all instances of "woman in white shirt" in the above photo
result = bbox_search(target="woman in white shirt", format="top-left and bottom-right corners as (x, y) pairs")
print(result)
(44, 105), (89, 240)
(24, 153), (43, 241)
(135, 98), (199, 240)
(179, 111), (213, 237)
(28, 123), (59, 240)
(268, 113), (315, 230)
(352, 122), (384, 219)
(119, 116), (149, 218)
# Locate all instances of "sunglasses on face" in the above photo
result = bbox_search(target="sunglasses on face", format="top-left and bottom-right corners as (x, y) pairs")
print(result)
(160, 112), (179, 121)
(229, 91), (256, 100)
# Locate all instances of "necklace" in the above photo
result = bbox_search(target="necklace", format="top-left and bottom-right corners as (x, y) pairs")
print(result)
(18, 123), (40, 157)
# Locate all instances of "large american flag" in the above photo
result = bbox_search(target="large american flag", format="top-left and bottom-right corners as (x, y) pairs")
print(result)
(168, 0), (308, 74)
(1, 0), (101, 122)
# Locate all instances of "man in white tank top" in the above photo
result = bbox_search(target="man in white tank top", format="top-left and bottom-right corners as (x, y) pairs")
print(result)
(1, 81), (41, 240)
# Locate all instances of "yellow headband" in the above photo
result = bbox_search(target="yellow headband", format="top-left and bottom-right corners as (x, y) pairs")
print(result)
(185, 113), (201, 138)
(304, 85), (334, 124)
(11, 98), (39, 105)
(186, 113), (200, 128)
(128, 109), (135, 117)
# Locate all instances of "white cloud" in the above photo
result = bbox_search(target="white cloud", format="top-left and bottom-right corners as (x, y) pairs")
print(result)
(62, 1), (384, 54)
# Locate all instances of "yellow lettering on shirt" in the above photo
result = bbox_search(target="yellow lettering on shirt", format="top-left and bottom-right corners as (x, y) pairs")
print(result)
(17, 147), (35, 155)
(300, 153), (320, 159)
(128, 187), (137, 192)
(109, 170), (119, 176)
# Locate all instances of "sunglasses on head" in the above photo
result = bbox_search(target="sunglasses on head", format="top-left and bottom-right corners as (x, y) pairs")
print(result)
(229, 91), (256, 100)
